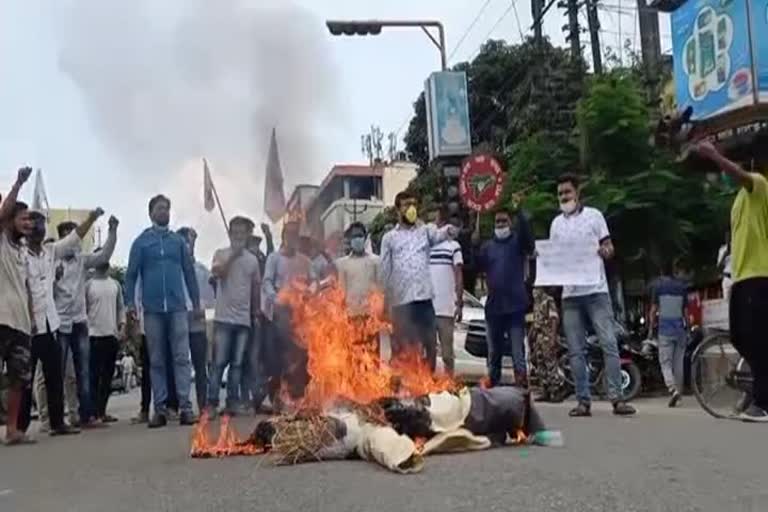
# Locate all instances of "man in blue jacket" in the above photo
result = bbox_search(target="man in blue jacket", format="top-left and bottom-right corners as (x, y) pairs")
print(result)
(125, 195), (201, 428)
(475, 207), (535, 387)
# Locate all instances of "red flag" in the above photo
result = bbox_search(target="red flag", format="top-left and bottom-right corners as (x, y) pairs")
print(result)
(263, 128), (286, 223)
(203, 158), (215, 212)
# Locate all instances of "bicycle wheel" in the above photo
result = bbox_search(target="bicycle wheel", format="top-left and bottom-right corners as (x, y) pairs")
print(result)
(691, 332), (744, 418)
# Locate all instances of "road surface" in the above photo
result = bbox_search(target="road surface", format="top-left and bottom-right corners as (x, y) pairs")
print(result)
(1, 391), (766, 512)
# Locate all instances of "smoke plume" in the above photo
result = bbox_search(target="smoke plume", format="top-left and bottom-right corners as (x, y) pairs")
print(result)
(50, 0), (339, 257)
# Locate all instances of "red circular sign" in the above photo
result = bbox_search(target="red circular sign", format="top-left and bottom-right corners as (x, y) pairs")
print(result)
(459, 154), (505, 212)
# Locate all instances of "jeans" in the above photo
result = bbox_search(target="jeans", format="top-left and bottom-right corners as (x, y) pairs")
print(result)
(246, 325), (267, 409)
(144, 312), (193, 416)
(189, 331), (208, 412)
(89, 336), (119, 418)
(391, 300), (438, 371)
(658, 333), (686, 393)
(208, 322), (251, 409)
(486, 314), (526, 386)
(20, 331), (66, 431)
(435, 317), (456, 374)
(59, 322), (93, 421)
(562, 293), (623, 403)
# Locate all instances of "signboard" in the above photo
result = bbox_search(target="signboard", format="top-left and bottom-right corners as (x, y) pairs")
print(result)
(425, 71), (472, 160)
(671, 0), (755, 120)
(702, 298), (729, 330)
(534, 240), (602, 287)
(458, 154), (504, 212)
(751, 0), (768, 100)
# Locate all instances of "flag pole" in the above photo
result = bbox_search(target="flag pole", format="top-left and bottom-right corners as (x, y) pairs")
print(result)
(203, 158), (229, 233)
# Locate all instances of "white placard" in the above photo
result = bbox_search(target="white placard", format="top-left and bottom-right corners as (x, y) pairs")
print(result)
(534, 239), (602, 286)
(702, 299), (729, 330)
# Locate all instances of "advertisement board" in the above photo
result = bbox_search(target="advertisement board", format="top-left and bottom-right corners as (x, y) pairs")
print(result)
(425, 71), (472, 160)
(750, 0), (768, 100)
(671, 0), (755, 120)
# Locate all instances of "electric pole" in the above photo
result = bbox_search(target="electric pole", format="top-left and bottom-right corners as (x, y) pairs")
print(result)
(585, 0), (603, 74)
(637, 0), (662, 97)
(562, 0), (582, 62)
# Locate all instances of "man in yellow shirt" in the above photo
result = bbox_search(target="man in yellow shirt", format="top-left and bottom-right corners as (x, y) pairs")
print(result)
(695, 141), (768, 422)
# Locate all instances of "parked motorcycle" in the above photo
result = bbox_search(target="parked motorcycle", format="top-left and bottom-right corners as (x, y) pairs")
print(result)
(558, 334), (643, 402)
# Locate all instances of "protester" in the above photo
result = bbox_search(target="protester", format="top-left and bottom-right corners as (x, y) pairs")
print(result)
(647, 260), (688, 408)
(301, 235), (334, 280)
(262, 221), (314, 402)
(549, 173), (636, 417)
(124, 194), (201, 428)
(86, 256), (125, 423)
(121, 351), (136, 391)
(474, 206), (534, 386)
(19, 207), (104, 437)
(528, 288), (566, 402)
(248, 223), (274, 276)
(428, 209), (463, 375)
(177, 227), (215, 413)
(693, 141), (768, 421)
(0, 167), (35, 445)
(54, 212), (118, 428)
(379, 191), (457, 370)
(207, 216), (262, 417)
(717, 230), (732, 300)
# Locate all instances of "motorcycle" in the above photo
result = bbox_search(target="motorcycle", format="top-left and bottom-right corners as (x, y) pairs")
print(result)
(557, 334), (643, 402)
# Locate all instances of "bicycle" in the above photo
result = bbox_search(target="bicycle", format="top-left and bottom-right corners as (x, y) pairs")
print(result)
(690, 329), (753, 418)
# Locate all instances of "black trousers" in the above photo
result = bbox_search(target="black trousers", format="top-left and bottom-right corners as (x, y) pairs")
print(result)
(730, 278), (768, 410)
(139, 335), (178, 414)
(19, 331), (66, 431)
(90, 336), (120, 418)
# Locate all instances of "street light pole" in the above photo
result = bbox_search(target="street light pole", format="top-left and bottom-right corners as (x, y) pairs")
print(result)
(326, 20), (447, 70)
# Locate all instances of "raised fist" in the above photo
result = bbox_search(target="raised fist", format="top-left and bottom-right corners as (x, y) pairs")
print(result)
(17, 167), (33, 184)
(91, 207), (105, 219)
(108, 215), (119, 230)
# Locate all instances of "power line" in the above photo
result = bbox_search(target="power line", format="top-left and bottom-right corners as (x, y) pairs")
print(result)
(511, 0), (526, 43)
(448, 0), (495, 61)
(467, 0), (518, 60)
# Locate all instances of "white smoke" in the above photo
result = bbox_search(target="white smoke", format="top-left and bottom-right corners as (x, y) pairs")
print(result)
(50, 0), (340, 259)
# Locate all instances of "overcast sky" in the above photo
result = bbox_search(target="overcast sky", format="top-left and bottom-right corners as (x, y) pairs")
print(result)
(0, 0), (671, 264)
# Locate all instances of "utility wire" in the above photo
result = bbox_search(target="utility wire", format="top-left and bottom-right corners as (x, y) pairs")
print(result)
(448, 0), (495, 61)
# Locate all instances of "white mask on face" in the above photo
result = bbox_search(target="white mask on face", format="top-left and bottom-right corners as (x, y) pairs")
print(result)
(560, 200), (578, 214)
(494, 227), (511, 240)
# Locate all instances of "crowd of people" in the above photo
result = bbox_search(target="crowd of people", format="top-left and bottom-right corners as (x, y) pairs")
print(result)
(1, 138), (766, 447)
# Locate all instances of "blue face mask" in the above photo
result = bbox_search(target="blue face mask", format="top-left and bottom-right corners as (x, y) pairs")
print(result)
(350, 237), (366, 254)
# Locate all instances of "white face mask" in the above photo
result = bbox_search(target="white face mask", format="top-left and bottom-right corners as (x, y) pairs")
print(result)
(494, 227), (511, 240)
(560, 200), (578, 214)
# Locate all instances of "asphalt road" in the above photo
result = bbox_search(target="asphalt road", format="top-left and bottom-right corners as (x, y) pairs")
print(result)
(1, 391), (766, 512)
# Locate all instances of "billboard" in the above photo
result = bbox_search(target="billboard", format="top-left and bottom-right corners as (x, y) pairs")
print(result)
(671, 0), (754, 119)
(671, 0), (768, 121)
(425, 71), (472, 160)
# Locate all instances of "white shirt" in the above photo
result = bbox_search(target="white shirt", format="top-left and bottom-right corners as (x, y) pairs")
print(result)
(0, 232), (31, 334)
(85, 276), (125, 337)
(26, 232), (82, 334)
(549, 206), (610, 299)
(335, 253), (381, 317)
(54, 230), (116, 333)
(429, 240), (463, 318)
(717, 245), (732, 277)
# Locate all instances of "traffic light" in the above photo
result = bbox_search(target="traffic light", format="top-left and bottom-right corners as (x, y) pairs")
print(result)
(326, 21), (383, 37)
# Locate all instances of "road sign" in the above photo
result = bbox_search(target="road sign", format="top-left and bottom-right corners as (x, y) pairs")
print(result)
(459, 154), (505, 212)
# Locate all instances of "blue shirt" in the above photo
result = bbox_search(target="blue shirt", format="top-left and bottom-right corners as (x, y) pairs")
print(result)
(477, 211), (534, 318)
(650, 276), (688, 337)
(124, 227), (200, 315)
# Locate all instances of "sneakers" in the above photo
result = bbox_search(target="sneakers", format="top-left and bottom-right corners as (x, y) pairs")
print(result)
(101, 414), (119, 423)
(668, 390), (682, 408)
(612, 401), (637, 416)
(739, 405), (768, 423)
(179, 412), (198, 426)
(50, 424), (81, 436)
(569, 402), (592, 417)
(148, 414), (168, 429)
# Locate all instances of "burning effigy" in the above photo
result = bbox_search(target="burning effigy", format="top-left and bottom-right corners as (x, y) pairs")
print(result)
(190, 280), (561, 473)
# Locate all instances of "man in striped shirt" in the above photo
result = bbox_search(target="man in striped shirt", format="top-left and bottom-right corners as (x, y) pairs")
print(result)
(428, 208), (463, 375)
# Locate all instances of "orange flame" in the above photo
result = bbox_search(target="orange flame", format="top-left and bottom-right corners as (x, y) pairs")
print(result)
(190, 279), (457, 458)
(190, 413), (264, 458)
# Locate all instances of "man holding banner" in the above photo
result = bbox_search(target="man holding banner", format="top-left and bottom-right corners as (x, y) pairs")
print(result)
(546, 173), (636, 417)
